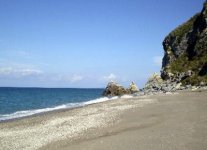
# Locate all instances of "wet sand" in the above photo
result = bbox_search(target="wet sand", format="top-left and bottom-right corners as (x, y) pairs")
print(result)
(1, 91), (207, 150)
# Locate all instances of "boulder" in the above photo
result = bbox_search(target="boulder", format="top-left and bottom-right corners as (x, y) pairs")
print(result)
(185, 85), (192, 89)
(102, 82), (129, 96)
(191, 86), (198, 91)
(143, 73), (185, 93)
(128, 82), (139, 93)
(175, 82), (182, 90)
(200, 81), (206, 86)
(144, 73), (164, 91)
(161, 84), (176, 92)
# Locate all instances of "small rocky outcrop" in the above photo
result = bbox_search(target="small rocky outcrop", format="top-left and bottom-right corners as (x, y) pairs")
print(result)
(144, 73), (164, 90)
(143, 73), (185, 94)
(103, 81), (140, 96)
(161, 1), (207, 86)
(128, 82), (139, 93)
(102, 82), (130, 96)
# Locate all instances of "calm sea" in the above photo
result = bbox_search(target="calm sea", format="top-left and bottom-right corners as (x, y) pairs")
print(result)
(0, 87), (107, 121)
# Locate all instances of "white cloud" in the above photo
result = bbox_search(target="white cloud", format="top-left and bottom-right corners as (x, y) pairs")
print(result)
(70, 74), (83, 82)
(20, 69), (43, 76)
(49, 74), (84, 83)
(153, 56), (163, 66)
(0, 67), (13, 75)
(0, 67), (43, 77)
(103, 73), (117, 82)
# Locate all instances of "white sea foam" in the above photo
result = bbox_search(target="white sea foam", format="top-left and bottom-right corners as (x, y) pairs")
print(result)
(0, 96), (119, 121)
(120, 94), (133, 99)
(83, 96), (118, 105)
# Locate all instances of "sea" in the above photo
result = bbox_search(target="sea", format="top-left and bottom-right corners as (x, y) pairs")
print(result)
(0, 87), (118, 121)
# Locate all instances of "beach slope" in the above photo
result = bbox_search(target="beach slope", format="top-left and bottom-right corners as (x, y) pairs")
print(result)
(1, 91), (207, 150)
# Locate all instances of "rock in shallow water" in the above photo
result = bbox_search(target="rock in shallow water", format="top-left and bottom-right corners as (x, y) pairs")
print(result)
(102, 82), (130, 96)
(103, 81), (140, 96)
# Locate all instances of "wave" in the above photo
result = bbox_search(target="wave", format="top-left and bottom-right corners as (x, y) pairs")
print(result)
(0, 96), (121, 122)
(120, 94), (133, 99)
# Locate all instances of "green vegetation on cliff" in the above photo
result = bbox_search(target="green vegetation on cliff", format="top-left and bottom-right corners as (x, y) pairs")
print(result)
(161, 1), (207, 85)
(169, 13), (200, 43)
(170, 54), (207, 85)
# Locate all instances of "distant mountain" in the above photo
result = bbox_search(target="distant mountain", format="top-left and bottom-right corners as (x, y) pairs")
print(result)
(161, 1), (207, 85)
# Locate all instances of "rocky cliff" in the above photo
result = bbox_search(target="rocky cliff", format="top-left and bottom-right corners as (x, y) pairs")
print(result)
(161, 1), (207, 85)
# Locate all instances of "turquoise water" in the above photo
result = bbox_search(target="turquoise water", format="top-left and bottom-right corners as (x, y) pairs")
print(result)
(0, 87), (105, 121)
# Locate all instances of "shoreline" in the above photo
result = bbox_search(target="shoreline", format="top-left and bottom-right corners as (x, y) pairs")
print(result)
(0, 94), (151, 124)
(1, 89), (204, 124)
(0, 94), (156, 150)
(1, 90), (207, 150)
(1, 86), (206, 123)
(0, 95), (123, 123)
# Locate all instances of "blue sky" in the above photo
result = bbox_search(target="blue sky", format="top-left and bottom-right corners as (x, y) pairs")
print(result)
(0, 0), (205, 88)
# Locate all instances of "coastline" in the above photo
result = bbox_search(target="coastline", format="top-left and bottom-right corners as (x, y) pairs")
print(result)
(0, 95), (121, 122)
(0, 94), (156, 150)
(1, 90), (207, 150)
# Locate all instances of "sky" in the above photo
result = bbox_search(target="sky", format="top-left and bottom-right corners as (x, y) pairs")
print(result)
(0, 0), (205, 88)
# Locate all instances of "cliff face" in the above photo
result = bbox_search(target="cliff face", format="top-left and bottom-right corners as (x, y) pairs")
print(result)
(161, 1), (207, 85)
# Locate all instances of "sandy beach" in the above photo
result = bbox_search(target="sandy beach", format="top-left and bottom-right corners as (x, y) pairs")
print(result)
(1, 90), (207, 150)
